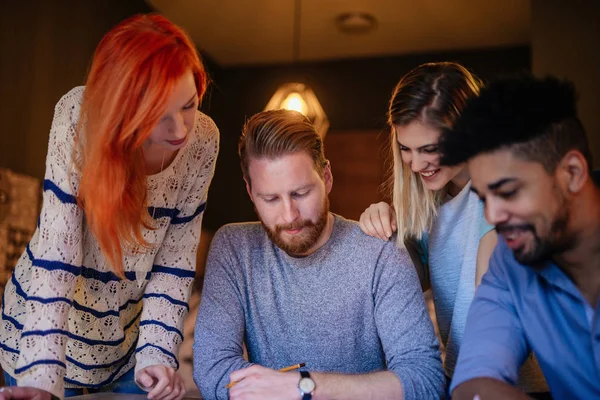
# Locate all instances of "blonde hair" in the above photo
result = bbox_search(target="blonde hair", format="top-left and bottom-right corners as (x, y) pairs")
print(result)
(387, 62), (482, 246)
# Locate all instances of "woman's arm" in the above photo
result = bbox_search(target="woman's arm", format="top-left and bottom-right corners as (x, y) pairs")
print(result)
(13, 87), (85, 398)
(475, 230), (497, 286)
(135, 115), (219, 384)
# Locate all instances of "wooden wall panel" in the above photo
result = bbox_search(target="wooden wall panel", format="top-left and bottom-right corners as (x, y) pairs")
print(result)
(325, 129), (391, 221)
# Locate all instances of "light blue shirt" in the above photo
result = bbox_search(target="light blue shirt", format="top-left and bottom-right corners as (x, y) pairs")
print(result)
(450, 237), (600, 398)
(420, 182), (494, 377)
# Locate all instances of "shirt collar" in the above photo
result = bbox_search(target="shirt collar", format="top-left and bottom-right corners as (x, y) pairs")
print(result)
(536, 262), (589, 304)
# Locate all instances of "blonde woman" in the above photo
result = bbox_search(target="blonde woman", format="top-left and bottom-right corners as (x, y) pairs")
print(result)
(359, 62), (549, 398)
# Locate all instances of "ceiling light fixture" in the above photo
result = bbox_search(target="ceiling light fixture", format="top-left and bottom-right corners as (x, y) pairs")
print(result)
(336, 12), (377, 35)
(264, 0), (329, 137)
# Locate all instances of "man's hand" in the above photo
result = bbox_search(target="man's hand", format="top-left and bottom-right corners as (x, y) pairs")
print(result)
(228, 365), (300, 400)
(0, 387), (54, 400)
(135, 365), (186, 400)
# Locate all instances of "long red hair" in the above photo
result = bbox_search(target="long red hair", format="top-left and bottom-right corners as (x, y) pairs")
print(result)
(77, 14), (207, 277)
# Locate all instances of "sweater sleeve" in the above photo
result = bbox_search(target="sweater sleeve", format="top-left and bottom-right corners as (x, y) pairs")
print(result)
(192, 228), (253, 400)
(373, 240), (446, 400)
(135, 115), (219, 374)
(15, 87), (85, 399)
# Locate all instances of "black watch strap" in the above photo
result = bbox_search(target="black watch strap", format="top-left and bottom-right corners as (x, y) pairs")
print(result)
(300, 370), (312, 400)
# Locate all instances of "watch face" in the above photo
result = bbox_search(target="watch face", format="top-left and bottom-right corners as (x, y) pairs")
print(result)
(299, 377), (316, 393)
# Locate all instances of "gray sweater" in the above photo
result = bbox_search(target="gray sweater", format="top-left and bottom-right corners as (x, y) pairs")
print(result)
(193, 215), (444, 399)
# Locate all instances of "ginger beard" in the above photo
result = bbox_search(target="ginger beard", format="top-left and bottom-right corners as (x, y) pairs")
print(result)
(260, 196), (330, 256)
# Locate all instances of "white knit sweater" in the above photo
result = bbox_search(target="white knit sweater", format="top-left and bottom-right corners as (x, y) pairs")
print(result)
(0, 86), (219, 398)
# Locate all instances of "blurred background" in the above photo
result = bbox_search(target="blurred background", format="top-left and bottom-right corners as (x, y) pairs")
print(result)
(1, 0), (599, 394)
(1, 0), (599, 230)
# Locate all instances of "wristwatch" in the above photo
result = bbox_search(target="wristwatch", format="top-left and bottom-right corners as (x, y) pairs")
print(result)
(297, 370), (316, 400)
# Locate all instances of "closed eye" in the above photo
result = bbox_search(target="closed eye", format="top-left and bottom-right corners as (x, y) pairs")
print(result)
(498, 189), (518, 199)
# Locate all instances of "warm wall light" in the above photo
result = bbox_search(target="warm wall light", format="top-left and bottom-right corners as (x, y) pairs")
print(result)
(281, 92), (308, 115)
(264, 82), (330, 137)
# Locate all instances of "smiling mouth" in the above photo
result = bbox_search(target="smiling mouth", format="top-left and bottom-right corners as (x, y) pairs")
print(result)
(496, 225), (535, 250)
(420, 169), (439, 178)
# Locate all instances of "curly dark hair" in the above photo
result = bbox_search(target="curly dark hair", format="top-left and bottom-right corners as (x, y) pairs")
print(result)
(439, 75), (593, 173)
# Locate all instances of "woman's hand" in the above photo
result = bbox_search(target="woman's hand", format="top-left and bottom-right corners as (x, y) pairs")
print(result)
(135, 365), (186, 400)
(0, 387), (55, 400)
(359, 202), (397, 240)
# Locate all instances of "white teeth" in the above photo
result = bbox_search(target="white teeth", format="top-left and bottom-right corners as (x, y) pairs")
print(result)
(420, 170), (437, 177)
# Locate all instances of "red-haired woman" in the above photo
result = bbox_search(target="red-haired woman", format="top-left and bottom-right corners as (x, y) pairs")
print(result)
(0, 14), (218, 400)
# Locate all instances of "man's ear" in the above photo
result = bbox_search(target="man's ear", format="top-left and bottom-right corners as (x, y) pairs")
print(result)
(558, 150), (589, 194)
(324, 160), (333, 195)
(244, 177), (253, 202)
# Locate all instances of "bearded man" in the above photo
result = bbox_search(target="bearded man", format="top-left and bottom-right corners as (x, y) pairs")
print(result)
(192, 109), (445, 400)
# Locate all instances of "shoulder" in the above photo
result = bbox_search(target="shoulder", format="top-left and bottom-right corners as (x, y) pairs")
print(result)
(58, 86), (85, 104)
(185, 111), (219, 168)
(193, 111), (220, 144)
(486, 238), (532, 285)
(211, 222), (265, 249)
(333, 215), (388, 247)
(53, 86), (85, 124)
(332, 215), (413, 269)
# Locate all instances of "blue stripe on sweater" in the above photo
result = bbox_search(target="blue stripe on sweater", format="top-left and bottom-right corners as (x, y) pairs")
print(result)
(0, 342), (19, 354)
(136, 343), (179, 369)
(11, 274), (27, 299)
(71, 298), (142, 318)
(147, 207), (179, 220)
(43, 179), (77, 205)
(19, 307), (139, 344)
(1, 312), (142, 366)
(172, 202), (205, 224)
(26, 245), (81, 276)
(9, 273), (143, 320)
(0, 342), (136, 374)
(28, 296), (72, 305)
(151, 265), (196, 278)
(0, 291), (21, 329)
(42, 179), (205, 225)
(21, 329), (127, 347)
(124, 309), (143, 331)
(10, 274), (70, 306)
(26, 244), (151, 283)
(66, 340), (137, 371)
(1, 311), (23, 330)
(15, 359), (66, 374)
(142, 293), (189, 310)
(147, 202), (205, 225)
(139, 320), (183, 340)
(64, 356), (133, 388)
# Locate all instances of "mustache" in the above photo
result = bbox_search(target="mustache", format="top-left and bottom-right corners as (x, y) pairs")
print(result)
(495, 223), (536, 235)
(275, 219), (315, 233)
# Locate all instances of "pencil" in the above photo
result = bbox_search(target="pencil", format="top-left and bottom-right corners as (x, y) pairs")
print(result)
(225, 362), (306, 389)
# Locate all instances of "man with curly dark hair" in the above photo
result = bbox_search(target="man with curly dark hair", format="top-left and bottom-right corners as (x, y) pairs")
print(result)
(439, 75), (600, 400)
